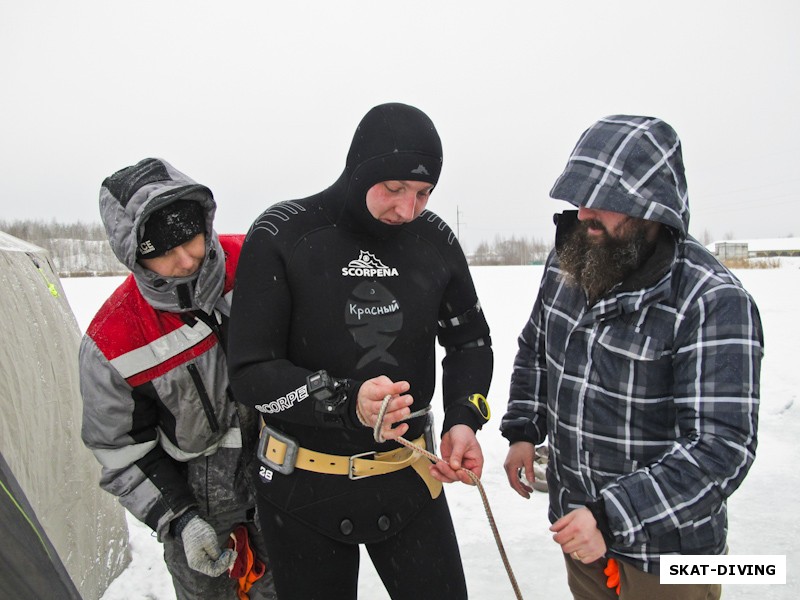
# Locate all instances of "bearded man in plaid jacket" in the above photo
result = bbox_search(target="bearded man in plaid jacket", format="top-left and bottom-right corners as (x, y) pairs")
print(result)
(501, 115), (763, 600)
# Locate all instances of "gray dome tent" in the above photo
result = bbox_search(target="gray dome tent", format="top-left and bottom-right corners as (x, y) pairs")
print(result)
(0, 231), (129, 599)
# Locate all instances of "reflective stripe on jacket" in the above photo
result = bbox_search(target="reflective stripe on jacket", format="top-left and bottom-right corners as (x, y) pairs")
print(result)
(80, 235), (243, 538)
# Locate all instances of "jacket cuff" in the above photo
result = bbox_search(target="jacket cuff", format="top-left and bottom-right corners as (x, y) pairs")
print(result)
(501, 428), (536, 445)
(586, 497), (614, 547)
(170, 508), (199, 538)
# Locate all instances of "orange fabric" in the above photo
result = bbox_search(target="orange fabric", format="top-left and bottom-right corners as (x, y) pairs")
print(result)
(228, 525), (266, 600)
(604, 558), (621, 595)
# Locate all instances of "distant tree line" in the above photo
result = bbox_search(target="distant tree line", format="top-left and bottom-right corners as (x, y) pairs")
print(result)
(468, 234), (552, 266)
(0, 219), (125, 277)
(0, 219), (108, 242)
(2, 218), (555, 273)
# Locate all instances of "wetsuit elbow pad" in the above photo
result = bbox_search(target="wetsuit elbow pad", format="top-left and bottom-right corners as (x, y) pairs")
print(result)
(444, 336), (491, 353)
(438, 303), (491, 353)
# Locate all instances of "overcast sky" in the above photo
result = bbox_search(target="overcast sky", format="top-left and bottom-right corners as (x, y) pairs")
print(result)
(3, 1), (798, 250)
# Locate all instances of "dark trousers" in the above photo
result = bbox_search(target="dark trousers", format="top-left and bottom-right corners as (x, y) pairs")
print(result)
(163, 447), (277, 600)
(256, 491), (467, 600)
(164, 507), (277, 600)
(563, 553), (721, 600)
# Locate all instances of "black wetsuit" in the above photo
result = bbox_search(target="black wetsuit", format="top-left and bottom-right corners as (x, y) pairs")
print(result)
(229, 103), (492, 600)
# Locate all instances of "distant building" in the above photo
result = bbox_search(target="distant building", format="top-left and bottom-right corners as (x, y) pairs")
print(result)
(714, 242), (749, 261)
(708, 238), (800, 258)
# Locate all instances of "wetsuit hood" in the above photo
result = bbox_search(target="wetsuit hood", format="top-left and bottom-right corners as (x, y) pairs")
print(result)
(326, 103), (443, 239)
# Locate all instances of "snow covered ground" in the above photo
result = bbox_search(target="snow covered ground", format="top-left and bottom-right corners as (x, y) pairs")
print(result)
(63, 260), (799, 599)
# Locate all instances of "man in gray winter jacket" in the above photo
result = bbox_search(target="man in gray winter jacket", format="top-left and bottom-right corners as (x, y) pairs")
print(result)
(501, 116), (763, 599)
(79, 158), (276, 600)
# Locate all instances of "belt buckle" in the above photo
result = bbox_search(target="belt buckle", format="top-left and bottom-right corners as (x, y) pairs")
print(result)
(348, 450), (377, 480)
(257, 424), (299, 475)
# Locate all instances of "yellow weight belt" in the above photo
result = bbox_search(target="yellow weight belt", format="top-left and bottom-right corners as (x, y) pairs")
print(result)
(262, 433), (427, 479)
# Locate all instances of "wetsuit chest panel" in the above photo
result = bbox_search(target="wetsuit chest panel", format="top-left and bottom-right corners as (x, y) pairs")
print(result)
(286, 232), (447, 383)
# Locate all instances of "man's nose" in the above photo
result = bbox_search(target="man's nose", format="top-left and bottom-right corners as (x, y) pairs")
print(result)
(577, 206), (595, 221)
(174, 247), (197, 269)
(396, 192), (417, 221)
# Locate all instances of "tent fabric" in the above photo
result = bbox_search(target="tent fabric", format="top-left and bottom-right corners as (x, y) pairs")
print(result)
(0, 451), (82, 599)
(0, 231), (130, 600)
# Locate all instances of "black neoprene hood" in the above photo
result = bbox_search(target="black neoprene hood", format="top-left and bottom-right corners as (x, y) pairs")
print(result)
(335, 103), (444, 238)
(346, 103), (443, 186)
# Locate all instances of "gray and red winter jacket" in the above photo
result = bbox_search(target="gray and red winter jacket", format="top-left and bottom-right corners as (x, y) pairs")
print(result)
(80, 158), (245, 539)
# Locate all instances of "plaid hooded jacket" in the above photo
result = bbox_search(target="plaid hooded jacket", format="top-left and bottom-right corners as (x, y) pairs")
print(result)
(501, 116), (764, 573)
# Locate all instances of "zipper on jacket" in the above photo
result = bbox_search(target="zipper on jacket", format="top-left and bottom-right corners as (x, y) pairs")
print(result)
(188, 310), (227, 354)
(187, 363), (220, 433)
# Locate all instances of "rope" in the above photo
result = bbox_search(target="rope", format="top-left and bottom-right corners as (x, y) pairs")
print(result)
(374, 396), (524, 600)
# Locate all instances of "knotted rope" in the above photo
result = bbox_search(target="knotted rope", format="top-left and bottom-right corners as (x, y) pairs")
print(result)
(373, 395), (524, 600)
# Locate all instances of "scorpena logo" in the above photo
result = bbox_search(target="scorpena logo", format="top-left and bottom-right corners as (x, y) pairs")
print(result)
(255, 384), (308, 414)
(342, 250), (399, 278)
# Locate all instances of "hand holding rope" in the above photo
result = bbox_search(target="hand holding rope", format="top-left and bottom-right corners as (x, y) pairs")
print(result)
(372, 395), (524, 600)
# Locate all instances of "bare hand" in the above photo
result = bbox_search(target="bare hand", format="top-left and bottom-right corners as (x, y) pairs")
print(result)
(504, 441), (536, 498)
(431, 424), (483, 484)
(356, 376), (412, 441)
(550, 507), (607, 563)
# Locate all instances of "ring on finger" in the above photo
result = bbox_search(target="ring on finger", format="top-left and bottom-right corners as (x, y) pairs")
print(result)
(572, 551), (581, 560)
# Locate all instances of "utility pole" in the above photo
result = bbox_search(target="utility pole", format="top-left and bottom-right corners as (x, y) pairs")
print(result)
(456, 205), (463, 240)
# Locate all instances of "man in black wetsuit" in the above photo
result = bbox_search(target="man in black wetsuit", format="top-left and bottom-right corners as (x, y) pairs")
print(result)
(228, 103), (493, 599)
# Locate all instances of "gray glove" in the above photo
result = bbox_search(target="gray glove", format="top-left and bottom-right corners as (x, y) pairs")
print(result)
(179, 515), (237, 577)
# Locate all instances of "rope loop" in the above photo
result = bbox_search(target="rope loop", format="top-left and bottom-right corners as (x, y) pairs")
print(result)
(372, 394), (524, 599)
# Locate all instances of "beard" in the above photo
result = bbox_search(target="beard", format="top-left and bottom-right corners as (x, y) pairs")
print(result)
(558, 218), (656, 305)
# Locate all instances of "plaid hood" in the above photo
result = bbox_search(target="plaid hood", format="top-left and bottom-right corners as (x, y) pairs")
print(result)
(549, 115), (689, 239)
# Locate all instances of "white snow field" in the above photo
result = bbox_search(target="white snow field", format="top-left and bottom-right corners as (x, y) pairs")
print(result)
(63, 261), (799, 599)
